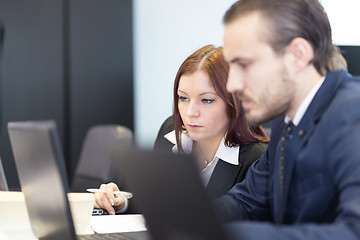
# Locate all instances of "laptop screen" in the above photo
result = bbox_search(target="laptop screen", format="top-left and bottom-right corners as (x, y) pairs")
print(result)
(0, 157), (8, 191)
(8, 120), (76, 240)
(113, 148), (230, 240)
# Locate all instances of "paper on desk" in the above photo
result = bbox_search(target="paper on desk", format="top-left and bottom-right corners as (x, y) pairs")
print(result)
(90, 214), (147, 234)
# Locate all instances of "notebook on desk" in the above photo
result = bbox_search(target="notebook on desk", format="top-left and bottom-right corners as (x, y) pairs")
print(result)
(7, 120), (148, 240)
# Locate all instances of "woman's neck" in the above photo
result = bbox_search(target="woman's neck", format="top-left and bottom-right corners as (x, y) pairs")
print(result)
(193, 135), (224, 170)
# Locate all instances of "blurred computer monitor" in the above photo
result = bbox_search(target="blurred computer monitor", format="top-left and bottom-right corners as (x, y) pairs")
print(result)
(338, 45), (360, 76)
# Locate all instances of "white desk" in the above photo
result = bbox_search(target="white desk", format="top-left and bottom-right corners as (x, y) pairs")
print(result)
(0, 228), (37, 240)
(0, 191), (147, 239)
(0, 214), (147, 240)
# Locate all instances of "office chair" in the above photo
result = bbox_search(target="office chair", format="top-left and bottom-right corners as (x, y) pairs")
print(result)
(153, 115), (174, 152)
(71, 125), (133, 192)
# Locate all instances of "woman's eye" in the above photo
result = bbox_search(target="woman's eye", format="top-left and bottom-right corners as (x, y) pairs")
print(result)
(178, 96), (189, 102)
(201, 99), (214, 104)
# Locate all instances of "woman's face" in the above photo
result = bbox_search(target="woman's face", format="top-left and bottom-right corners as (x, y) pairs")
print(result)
(177, 70), (230, 144)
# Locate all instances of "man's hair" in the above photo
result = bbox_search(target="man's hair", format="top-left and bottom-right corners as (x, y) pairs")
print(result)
(172, 45), (269, 153)
(223, 0), (347, 75)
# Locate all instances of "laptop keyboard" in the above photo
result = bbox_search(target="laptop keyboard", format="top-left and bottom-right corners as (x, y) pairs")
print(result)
(78, 233), (134, 240)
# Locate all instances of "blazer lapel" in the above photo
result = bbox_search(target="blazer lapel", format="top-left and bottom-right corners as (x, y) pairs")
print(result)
(206, 159), (241, 199)
(279, 70), (345, 223)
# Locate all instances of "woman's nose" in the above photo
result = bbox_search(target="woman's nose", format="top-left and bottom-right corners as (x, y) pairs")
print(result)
(186, 101), (200, 118)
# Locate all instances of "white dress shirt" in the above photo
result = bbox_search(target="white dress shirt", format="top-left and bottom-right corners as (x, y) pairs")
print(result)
(285, 76), (326, 125)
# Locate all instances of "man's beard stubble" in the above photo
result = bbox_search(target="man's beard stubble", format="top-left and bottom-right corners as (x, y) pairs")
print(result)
(234, 84), (291, 127)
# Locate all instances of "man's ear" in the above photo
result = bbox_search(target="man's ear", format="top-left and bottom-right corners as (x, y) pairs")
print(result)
(286, 37), (314, 72)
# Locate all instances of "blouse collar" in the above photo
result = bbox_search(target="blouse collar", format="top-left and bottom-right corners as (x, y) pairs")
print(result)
(164, 130), (239, 165)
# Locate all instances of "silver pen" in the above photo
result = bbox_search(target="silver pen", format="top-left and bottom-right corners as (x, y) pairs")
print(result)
(86, 188), (133, 199)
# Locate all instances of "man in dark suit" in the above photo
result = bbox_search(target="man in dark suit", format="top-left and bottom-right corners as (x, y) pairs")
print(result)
(214, 0), (360, 239)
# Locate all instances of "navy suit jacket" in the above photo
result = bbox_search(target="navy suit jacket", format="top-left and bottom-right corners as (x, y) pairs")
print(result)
(153, 116), (268, 200)
(214, 70), (360, 240)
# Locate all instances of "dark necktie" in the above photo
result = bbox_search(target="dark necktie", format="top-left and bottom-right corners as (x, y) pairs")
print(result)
(279, 121), (294, 199)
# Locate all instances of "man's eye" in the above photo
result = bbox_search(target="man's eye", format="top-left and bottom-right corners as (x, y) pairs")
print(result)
(201, 99), (214, 104)
(178, 96), (189, 102)
(240, 63), (249, 68)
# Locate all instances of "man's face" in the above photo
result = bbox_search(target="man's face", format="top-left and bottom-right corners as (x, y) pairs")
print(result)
(223, 12), (296, 125)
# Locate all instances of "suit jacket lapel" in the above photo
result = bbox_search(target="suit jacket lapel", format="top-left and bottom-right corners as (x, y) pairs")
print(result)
(278, 70), (345, 223)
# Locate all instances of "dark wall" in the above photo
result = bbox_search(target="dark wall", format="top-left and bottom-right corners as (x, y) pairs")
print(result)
(0, 0), (133, 190)
(69, 0), (133, 175)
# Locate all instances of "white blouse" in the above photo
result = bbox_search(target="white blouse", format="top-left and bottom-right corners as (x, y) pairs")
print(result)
(164, 131), (239, 186)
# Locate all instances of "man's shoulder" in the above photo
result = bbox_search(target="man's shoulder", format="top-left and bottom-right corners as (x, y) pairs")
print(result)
(314, 71), (360, 129)
(310, 70), (360, 119)
(331, 70), (360, 90)
(332, 71), (360, 104)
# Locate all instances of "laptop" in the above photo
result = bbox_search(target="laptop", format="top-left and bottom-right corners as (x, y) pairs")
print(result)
(112, 148), (232, 240)
(7, 120), (148, 240)
(0, 157), (9, 191)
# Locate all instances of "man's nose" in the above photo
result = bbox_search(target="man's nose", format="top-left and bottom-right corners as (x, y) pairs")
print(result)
(226, 67), (245, 93)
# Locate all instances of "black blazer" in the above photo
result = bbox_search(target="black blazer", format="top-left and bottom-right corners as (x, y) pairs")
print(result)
(153, 116), (268, 200)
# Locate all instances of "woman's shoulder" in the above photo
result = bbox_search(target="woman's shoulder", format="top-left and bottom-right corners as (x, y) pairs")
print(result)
(250, 141), (268, 152)
(157, 116), (174, 136)
(238, 141), (267, 163)
(240, 141), (268, 152)
(153, 116), (175, 152)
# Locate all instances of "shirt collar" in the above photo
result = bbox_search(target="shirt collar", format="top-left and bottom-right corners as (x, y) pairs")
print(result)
(164, 130), (239, 165)
(285, 75), (326, 126)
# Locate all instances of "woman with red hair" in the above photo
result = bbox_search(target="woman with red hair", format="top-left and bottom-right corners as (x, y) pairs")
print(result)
(94, 45), (269, 215)
(154, 45), (269, 198)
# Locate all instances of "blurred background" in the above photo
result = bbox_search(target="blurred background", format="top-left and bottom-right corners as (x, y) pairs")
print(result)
(0, 0), (359, 190)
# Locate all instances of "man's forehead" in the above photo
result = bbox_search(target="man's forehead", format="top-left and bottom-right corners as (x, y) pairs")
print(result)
(223, 12), (270, 60)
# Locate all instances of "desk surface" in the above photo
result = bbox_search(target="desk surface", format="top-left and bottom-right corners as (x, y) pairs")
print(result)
(0, 192), (147, 239)
(0, 214), (147, 240)
(0, 228), (36, 240)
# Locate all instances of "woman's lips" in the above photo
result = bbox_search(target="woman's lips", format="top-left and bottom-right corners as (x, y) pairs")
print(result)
(187, 124), (202, 129)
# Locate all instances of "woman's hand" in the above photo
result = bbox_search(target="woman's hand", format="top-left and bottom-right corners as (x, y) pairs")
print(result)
(93, 182), (126, 215)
